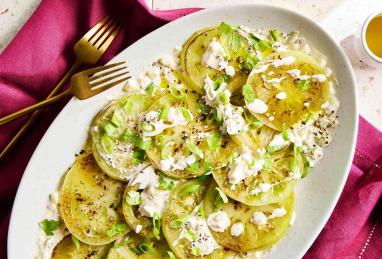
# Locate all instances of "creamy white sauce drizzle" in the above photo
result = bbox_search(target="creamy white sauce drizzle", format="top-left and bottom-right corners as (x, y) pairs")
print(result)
(139, 107), (191, 137)
(35, 192), (68, 259)
(247, 99), (268, 114)
(203, 75), (227, 106)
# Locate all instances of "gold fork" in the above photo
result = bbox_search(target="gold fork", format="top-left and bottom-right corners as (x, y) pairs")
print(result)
(0, 17), (121, 160)
(0, 62), (130, 123)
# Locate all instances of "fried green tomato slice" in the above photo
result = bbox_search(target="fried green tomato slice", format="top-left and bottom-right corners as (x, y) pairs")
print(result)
(204, 181), (294, 251)
(91, 93), (158, 181)
(180, 25), (254, 93)
(231, 110), (278, 150)
(60, 151), (129, 245)
(142, 93), (235, 179)
(245, 50), (330, 130)
(52, 235), (111, 259)
(107, 232), (171, 259)
(162, 178), (256, 258)
(212, 147), (303, 206)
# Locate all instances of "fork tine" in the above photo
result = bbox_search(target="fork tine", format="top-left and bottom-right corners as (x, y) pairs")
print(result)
(94, 22), (119, 49)
(89, 66), (127, 82)
(82, 16), (110, 41)
(98, 24), (121, 52)
(91, 71), (130, 87)
(89, 18), (116, 45)
(91, 76), (131, 95)
(85, 61), (126, 75)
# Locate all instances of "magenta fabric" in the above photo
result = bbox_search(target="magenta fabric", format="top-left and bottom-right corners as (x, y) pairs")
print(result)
(0, 1), (381, 258)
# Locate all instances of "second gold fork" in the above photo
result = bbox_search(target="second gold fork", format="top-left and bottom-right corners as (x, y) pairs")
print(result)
(0, 62), (130, 124)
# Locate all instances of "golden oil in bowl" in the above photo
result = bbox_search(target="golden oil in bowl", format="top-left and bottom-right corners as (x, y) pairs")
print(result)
(365, 15), (382, 59)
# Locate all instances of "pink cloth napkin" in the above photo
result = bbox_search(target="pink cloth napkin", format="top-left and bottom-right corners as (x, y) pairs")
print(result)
(0, 1), (381, 258)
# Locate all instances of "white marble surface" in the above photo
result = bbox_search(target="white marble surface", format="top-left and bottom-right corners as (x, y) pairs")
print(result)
(0, 0), (381, 130)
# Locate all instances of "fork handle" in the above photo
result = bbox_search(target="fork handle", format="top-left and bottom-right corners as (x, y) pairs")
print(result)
(0, 89), (72, 125)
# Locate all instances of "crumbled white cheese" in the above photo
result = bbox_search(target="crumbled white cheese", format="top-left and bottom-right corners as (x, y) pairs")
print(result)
(287, 118), (335, 167)
(160, 154), (196, 172)
(146, 65), (161, 80)
(219, 104), (247, 135)
(162, 66), (177, 84)
(251, 211), (268, 225)
(304, 102), (310, 107)
(135, 224), (142, 233)
(269, 116), (274, 121)
(228, 147), (265, 185)
(306, 147), (323, 167)
(129, 165), (158, 190)
(186, 216), (220, 255)
(123, 78), (141, 92)
(207, 211), (231, 232)
(159, 55), (178, 69)
(138, 185), (170, 217)
(269, 207), (287, 219)
(159, 157), (173, 172)
(175, 206), (220, 256)
(138, 64), (161, 89)
(201, 38), (228, 70)
(230, 222), (244, 237)
(275, 92), (287, 100)
(225, 65), (236, 76)
(127, 165), (173, 219)
(247, 99), (268, 114)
